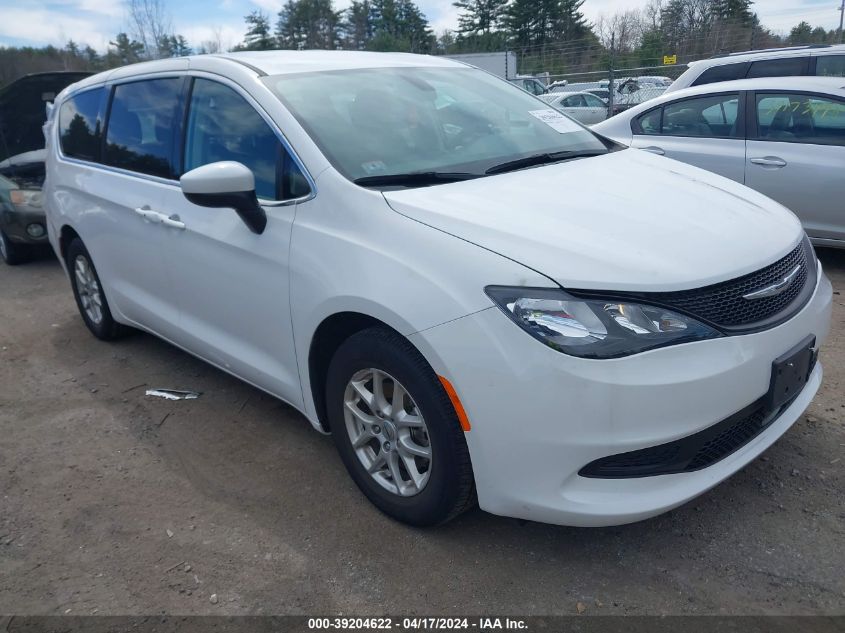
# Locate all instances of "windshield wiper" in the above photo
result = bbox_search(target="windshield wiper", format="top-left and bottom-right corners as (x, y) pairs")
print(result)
(353, 172), (481, 188)
(485, 149), (607, 175)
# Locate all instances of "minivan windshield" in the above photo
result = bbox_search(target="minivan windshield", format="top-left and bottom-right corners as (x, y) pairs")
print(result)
(263, 67), (608, 185)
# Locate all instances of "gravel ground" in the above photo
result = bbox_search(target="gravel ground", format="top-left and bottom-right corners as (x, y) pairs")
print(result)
(0, 249), (843, 617)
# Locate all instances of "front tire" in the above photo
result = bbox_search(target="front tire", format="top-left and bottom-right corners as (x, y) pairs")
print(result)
(326, 327), (476, 526)
(66, 238), (129, 340)
(0, 229), (27, 265)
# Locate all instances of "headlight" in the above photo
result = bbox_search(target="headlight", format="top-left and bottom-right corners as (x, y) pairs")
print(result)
(485, 286), (721, 359)
(10, 189), (43, 208)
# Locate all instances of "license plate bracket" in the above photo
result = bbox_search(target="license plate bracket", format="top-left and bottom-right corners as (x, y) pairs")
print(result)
(767, 335), (816, 411)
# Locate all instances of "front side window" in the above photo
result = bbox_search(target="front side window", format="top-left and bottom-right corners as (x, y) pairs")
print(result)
(659, 94), (740, 138)
(59, 88), (106, 161)
(105, 78), (183, 179)
(816, 55), (845, 77)
(756, 93), (845, 146)
(263, 67), (606, 182)
(183, 78), (309, 201)
(747, 57), (808, 79)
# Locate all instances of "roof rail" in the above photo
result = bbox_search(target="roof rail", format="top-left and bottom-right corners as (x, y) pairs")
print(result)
(708, 44), (832, 59)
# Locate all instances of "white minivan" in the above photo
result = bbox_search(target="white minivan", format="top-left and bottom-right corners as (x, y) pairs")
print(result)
(44, 51), (832, 527)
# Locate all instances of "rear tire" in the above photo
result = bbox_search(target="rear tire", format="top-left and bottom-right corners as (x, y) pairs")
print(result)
(66, 238), (129, 340)
(326, 326), (476, 526)
(0, 230), (27, 265)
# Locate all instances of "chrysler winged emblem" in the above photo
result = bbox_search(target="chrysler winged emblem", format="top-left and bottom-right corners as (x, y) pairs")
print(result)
(742, 265), (801, 301)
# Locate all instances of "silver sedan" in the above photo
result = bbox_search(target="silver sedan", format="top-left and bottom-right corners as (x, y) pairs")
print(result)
(538, 91), (608, 124)
(593, 76), (845, 248)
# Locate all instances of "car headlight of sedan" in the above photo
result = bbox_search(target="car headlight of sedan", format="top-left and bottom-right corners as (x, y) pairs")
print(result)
(485, 286), (721, 359)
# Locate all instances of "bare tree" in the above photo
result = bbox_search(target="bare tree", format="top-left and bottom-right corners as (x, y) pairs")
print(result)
(595, 9), (645, 52)
(643, 0), (663, 32)
(126, 0), (172, 59)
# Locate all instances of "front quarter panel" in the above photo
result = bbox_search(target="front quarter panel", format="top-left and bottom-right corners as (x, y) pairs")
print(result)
(289, 168), (555, 428)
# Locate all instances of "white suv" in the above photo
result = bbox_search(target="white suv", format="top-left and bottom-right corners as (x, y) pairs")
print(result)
(667, 44), (845, 93)
(44, 51), (832, 527)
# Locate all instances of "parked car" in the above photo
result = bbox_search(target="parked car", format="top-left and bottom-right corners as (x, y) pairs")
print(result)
(539, 91), (608, 124)
(0, 71), (90, 264)
(666, 44), (845, 93)
(45, 52), (831, 527)
(593, 76), (845, 248)
(611, 81), (668, 114)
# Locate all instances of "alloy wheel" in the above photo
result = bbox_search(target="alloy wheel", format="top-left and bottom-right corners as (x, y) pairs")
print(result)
(343, 368), (432, 497)
(74, 254), (104, 325)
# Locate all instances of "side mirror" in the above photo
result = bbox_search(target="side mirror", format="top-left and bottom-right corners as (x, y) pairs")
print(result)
(180, 161), (267, 234)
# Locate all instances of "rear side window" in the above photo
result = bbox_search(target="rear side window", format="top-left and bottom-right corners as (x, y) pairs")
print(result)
(746, 57), (808, 79)
(636, 94), (740, 138)
(756, 93), (845, 146)
(691, 62), (749, 87)
(816, 55), (845, 77)
(636, 108), (662, 134)
(104, 78), (184, 179)
(183, 78), (310, 200)
(59, 88), (106, 161)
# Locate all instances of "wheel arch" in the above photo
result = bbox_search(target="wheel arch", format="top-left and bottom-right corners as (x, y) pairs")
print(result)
(58, 224), (81, 263)
(308, 311), (425, 433)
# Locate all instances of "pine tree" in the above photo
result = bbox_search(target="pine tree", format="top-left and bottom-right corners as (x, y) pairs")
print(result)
(501, 0), (536, 48)
(453, 0), (507, 36)
(343, 0), (374, 49)
(711, 0), (754, 25)
(277, 0), (341, 50)
(108, 33), (144, 65)
(367, 0), (433, 53)
(240, 10), (276, 50)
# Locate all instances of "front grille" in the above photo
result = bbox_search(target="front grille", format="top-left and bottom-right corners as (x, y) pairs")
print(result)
(571, 239), (816, 332)
(644, 241), (808, 328)
(579, 399), (785, 478)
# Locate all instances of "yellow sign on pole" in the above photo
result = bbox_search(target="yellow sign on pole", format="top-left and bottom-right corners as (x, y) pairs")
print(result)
(663, 54), (677, 65)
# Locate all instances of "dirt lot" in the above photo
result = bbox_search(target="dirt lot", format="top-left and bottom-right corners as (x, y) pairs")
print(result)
(1, 249), (844, 617)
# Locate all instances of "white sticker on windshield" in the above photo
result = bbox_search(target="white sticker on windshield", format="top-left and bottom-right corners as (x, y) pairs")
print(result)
(528, 109), (582, 133)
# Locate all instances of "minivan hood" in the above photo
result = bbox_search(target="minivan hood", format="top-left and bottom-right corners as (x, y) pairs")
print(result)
(383, 149), (804, 292)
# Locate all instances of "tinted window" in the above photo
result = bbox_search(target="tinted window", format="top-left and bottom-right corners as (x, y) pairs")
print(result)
(636, 108), (662, 134)
(756, 93), (845, 146)
(661, 94), (740, 137)
(105, 78), (183, 179)
(816, 55), (845, 77)
(59, 88), (105, 161)
(746, 57), (808, 79)
(184, 78), (309, 200)
(691, 62), (749, 87)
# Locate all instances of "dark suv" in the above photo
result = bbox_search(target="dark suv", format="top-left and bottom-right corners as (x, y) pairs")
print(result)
(0, 71), (90, 264)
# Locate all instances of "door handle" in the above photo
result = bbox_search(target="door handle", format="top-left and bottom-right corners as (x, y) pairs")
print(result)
(750, 156), (787, 168)
(161, 214), (186, 230)
(134, 207), (185, 230)
(641, 146), (665, 155)
(133, 206), (162, 223)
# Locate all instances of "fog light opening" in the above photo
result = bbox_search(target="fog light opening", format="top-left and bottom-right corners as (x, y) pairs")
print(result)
(26, 223), (46, 238)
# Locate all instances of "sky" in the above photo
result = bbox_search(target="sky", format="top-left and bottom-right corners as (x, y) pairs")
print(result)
(0, 0), (842, 52)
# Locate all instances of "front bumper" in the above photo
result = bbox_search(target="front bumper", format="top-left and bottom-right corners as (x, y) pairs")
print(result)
(0, 206), (49, 245)
(409, 266), (833, 527)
